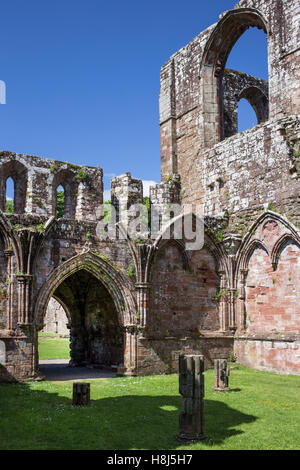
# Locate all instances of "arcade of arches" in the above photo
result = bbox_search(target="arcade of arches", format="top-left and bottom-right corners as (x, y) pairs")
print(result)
(0, 0), (300, 381)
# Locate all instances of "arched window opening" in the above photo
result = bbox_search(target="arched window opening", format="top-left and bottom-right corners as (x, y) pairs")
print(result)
(52, 169), (78, 219)
(41, 297), (69, 336)
(201, 8), (269, 147)
(226, 27), (268, 81)
(222, 27), (269, 138)
(0, 161), (27, 213)
(5, 177), (15, 214)
(238, 98), (258, 133)
(56, 185), (65, 218)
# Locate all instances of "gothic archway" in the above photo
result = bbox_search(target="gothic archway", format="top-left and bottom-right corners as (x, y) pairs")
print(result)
(34, 251), (138, 375)
(235, 211), (300, 333)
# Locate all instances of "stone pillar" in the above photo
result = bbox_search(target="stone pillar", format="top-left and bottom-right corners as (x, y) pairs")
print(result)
(177, 354), (207, 442)
(73, 382), (90, 406)
(214, 359), (230, 392)
(135, 282), (150, 328)
(159, 58), (177, 179)
(149, 175), (181, 238)
(218, 270), (228, 331)
(119, 326), (137, 376)
(0, 339), (6, 365)
(4, 249), (14, 330)
(228, 289), (236, 330)
(228, 255), (236, 330)
(69, 324), (88, 366)
(16, 274), (33, 325)
(75, 167), (103, 222)
(237, 269), (248, 331)
(111, 173), (143, 227)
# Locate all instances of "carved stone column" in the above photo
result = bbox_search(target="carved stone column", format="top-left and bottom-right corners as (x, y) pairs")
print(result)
(4, 249), (14, 330)
(218, 270), (228, 331)
(214, 359), (230, 391)
(228, 254), (236, 330)
(223, 236), (241, 332)
(228, 288), (237, 330)
(237, 269), (248, 331)
(16, 274), (33, 325)
(177, 354), (207, 442)
(119, 325), (137, 376)
(135, 282), (150, 328)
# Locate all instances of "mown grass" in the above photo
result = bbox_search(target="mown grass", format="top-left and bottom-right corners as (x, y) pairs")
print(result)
(38, 333), (70, 360)
(0, 365), (300, 450)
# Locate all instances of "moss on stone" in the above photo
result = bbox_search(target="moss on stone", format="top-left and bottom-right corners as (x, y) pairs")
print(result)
(50, 162), (64, 174)
(75, 168), (88, 182)
(126, 264), (135, 278)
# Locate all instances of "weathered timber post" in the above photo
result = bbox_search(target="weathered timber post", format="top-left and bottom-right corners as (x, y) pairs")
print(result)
(214, 359), (230, 391)
(177, 354), (207, 441)
(73, 382), (90, 406)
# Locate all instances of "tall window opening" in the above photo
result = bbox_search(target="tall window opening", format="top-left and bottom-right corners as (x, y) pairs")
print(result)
(226, 27), (268, 81)
(201, 9), (269, 147)
(5, 177), (14, 213)
(56, 185), (65, 218)
(223, 27), (269, 136)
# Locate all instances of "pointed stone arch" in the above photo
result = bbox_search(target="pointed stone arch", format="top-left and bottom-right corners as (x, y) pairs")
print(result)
(236, 211), (300, 275)
(144, 212), (229, 283)
(271, 234), (300, 270)
(34, 251), (137, 328)
(34, 251), (138, 375)
(200, 7), (269, 147)
(235, 211), (300, 333)
(51, 295), (71, 325)
(238, 86), (269, 125)
(238, 238), (269, 273)
(149, 238), (190, 281)
(144, 214), (229, 334)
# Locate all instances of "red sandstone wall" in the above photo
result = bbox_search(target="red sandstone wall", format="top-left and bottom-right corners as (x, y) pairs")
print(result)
(235, 339), (300, 375)
(246, 241), (300, 335)
(148, 243), (220, 337)
(137, 336), (233, 375)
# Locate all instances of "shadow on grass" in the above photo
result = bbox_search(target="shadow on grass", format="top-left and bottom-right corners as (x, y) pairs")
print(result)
(38, 362), (116, 381)
(0, 380), (257, 450)
(224, 388), (242, 392)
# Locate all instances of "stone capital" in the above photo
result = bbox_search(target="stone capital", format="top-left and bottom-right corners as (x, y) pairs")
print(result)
(134, 282), (151, 290)
(15, 274), (34, 283)
(4, 249), (14, 257)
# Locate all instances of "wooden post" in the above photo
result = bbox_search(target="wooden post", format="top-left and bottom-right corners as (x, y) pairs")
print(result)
(214, 359), (230, 391)
(177, 354), (207, 442)
(72, 382), (90, 406)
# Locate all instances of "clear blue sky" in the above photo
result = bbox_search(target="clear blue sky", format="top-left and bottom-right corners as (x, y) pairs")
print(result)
(0, 0), (268, 196)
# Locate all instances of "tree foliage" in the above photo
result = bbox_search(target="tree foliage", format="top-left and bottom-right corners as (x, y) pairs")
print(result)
(5, 199), (14, 214)
(56, 190), (65, 218)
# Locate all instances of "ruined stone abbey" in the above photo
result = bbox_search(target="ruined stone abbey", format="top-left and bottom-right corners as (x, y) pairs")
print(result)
(0, 0), (299, 381)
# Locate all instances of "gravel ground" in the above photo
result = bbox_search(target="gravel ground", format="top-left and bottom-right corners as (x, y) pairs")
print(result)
(39, 359), (117, 381)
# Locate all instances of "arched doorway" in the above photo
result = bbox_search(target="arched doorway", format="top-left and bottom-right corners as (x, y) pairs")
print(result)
(52, 268), (123, 367)
(34, 252), (137, 378)
(42, 297), (69, 337)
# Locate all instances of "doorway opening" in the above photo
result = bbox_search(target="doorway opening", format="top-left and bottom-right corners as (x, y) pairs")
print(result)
(38, 268), (124, 380)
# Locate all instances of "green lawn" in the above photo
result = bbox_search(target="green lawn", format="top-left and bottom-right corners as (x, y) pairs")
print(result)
(0, 365), (299, 450)
(38, 333), (70, 360)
